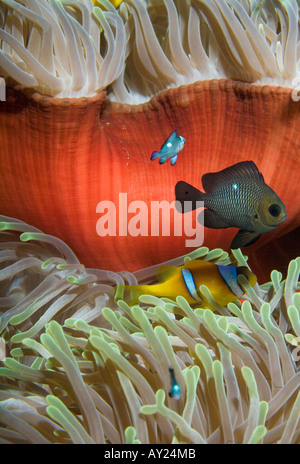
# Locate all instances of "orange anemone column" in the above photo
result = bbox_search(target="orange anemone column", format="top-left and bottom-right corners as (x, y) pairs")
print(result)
(0, 80), (299, 279)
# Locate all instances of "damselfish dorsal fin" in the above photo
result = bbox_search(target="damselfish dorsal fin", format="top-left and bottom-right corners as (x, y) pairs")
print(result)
(163, 130), (178, 147)
(155, 265), (178, 282)
(202, 161), (264, 193)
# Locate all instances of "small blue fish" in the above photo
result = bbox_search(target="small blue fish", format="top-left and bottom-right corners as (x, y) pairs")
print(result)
(168, 367), (181, 400)
(151, 131), (185, 166)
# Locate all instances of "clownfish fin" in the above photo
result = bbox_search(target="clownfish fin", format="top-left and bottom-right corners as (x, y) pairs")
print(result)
(115, 285), (148, 306)
(154, 265), (178, 283)
(182, 259), (206, 271)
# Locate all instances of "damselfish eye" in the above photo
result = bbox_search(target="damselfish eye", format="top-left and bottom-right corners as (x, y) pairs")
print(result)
(269, 204), (281, 217)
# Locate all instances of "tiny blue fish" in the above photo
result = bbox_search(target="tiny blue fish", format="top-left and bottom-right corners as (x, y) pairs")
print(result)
(151, 131), (185, 166)
(168, 367), (181, 400)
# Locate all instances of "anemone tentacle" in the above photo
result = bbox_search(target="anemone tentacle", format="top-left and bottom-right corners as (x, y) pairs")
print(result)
(1, 0), (300, 99)
(0, 218), (299, 444)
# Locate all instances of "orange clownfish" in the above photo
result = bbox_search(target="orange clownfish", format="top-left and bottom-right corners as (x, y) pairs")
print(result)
(116, 259), (257, 307)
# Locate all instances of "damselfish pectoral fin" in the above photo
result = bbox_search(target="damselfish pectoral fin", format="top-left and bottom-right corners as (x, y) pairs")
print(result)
(170, 155), (178, 165)
(198, 209), (232, 229)
(230, 230), (261, 249)
(159, 157), (167, 164)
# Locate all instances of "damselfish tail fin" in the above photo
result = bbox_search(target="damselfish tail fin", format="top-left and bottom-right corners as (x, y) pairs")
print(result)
(175, 181), (204, 212)
(150, 151), (160, 161)
(115, 284), (149, 306)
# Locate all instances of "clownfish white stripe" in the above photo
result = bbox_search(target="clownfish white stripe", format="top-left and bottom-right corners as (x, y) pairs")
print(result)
(181, 268), (202, 302)
(217, 265), (244, 297)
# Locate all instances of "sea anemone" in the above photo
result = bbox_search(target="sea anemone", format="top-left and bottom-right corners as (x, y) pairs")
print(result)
(1, 0), (300, 97)
(0, 0), (299, 281)
(0, 217), (299, 444)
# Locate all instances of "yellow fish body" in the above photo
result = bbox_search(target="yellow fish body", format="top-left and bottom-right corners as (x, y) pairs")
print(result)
(116, 259), (257, 307)
(93, 0), (123, 8)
